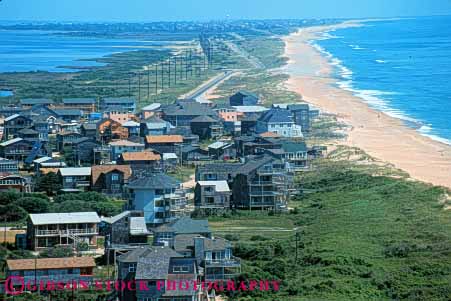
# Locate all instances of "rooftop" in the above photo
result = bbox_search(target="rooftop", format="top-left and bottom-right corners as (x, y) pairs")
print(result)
(146, 135), (183, 144)
(29, 212), (100, 225)
(7, 257), (95, 271)
(91, 165), (132, 184)
(109, 140), (144, 147)
(141, 103), (161, 111)
(121, 151), (161, 162)
(59, 167), (91, 177)
(258, 108), (293, 123)
(20, 98), (54, 105)
(197, 180), (230, 192)
(0, 137), (24, 147)
(127, 173), (179, 190)
(62, 98), (96, 104)
(103, 97), (136, 104)
(233, 106), (268, 113)
(154, 217), (210, 235)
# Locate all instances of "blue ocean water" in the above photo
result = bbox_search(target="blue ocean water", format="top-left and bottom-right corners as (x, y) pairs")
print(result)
(0, 29), (172, 73)
(315, 16), (451, 144)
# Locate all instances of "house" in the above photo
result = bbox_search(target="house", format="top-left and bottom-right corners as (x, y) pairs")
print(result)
(195, 162), (241, 184)
(101, 211), (149, 247)
(109, 140), (145, 161)
(19, 98), (54, 108)
(97, 118), (129, 143)
(207, 141), (235, 160)
(127, 173), (186, 226)
(140, 103), (161, 119)
(161, 100), (218, 127)
(58, 167), (92, 192)
(168, 127), (200, 146)
(240, 113), (259, 135)
(122, 120), (140, 137)
(0, 157), (19, 173)
(0, 105), (23, 118)
(140, 115), (171, 136)
(27, 212), (100, 251)
(80, 122), (98, 139)
(280, 140), (309, 171)
(56, 131), (83, 151)
(256, 108), (303, 138)
(101, 97), (136, 113)
(2, 114), (33, 140)
(33, 156), (66, 174)
(232, 105), (268, 115)
(0, 173), (31, 192)
(60, 97), (96, 113)
(194, 181), (231, 212)
(6, 257), (95, 289)
(0, 138), (34, 162)
(229, 90), (259, 106)
(52, 109), (84, 122)
(145, 135), (183, 154)
(91, 164), (132, 196)
(117, 246), (199, 301)
(231, 155), (291, 211)
(104, 109), (137, 125)
(118, 151), (161, 170)
(162, 153), (178, 171)
(190, 115), (223, 140)
(287, 103), (311, 133)
(193, 236), (241, 281)
(153, 216), (211, 248)
(234, 135), (282, 158)
(72, 137), (101, 164)
(181, 145), (210, 164)
(17, 128), (40, 143)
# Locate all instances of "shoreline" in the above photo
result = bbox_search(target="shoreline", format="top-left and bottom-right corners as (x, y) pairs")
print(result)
(283, 21), (451, 189)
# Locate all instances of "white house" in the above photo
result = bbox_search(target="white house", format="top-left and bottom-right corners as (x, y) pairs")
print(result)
(256, 108), (303, 138)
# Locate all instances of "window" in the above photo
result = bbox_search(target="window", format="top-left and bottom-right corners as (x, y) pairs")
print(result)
(66, 177), (73, 183)
(128, 264), (136, 272)
(111, 173), (119, 181)
(173, 266), (189, 273)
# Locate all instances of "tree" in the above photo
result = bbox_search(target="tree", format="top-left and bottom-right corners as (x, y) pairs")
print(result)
(52, 200), (90, 213)
(0, 204), (27, 222)
(16, 196), (51, 213)
(40, 246), (74, 258)
(0, 190), (21, 206)
(35, 172), (62, 196)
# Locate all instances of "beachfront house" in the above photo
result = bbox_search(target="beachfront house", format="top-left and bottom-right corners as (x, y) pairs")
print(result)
(229, 90), (259, 106)
(256, 108), (303, 138)
(26, 212), (100, 251)
(194, 180), (231, 212)
(58, 167), (92, 192)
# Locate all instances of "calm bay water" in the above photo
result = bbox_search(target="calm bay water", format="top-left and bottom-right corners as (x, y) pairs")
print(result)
(315, 16), (451, 144)
(0, 29), (172, 73)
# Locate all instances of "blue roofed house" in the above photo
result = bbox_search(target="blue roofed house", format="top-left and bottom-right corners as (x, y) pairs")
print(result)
(19, 98), (54, 109)
(58, 167), (92, 192)
(126, 173), (187, 226)
(101, 97), (136, 113)
(140, 115), (171, 136)
(229, 90), (259, 106)
(256, 108), (303, 138)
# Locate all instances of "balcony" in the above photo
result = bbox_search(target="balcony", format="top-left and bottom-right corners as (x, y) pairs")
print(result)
(205, 257), (241, 268)
(35, 229), (97, 236)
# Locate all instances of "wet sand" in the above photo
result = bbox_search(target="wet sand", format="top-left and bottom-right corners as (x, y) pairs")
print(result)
(283, 21), (451, 189)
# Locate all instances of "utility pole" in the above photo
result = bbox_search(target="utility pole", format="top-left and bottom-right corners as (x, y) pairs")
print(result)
(128, 73), (132, 97)
(295, 230), (300, 263)
(168, 60), (171, 87)
(138, 72), (141, 104)
(147, 66), (150, 100)
(155, 64), (158, 95)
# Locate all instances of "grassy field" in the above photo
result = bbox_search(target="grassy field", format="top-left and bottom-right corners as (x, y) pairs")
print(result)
(209, 158), (451, 300)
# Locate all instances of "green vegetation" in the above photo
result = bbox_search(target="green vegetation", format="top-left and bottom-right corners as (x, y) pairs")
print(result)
(210, 159), (451, 300)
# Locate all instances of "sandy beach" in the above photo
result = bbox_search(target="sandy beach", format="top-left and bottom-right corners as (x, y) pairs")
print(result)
(283, 21), (451, 189)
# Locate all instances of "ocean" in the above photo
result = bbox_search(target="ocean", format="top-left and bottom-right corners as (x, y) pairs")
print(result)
(314, 16), (451, 145)
(0, 29), (174, 73)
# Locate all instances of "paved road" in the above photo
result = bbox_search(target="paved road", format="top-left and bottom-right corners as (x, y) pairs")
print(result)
(224, 41), (265, 69)
(182, 70), (235, 101)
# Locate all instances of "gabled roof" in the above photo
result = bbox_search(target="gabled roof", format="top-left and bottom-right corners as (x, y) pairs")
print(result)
(33, 156), (53, 164)
(121, 151), (161, 162)
(162, 153), (178, 160)
(281, 140), (308, 153)
(154, 217), (210, 234)
(207, 141), (231, 150)
(103, 97), (136, 104)
(162, 102), (217, 116)
(101, 211), (131, 224)
(109, 140), (144, 147)
(233, 106), (268, 113)
(127, 173), (179, 190)
(7, 257), (95, 271)
(141, 103), (161, 111)
(122, 120), (140, 127)
(236, 155), (276, 174)
(146, 135), (183, 144)
(4, 114), (21, 122)
(59, 167), (91, 177)
(258, 108), (293, 123)
(130, 217), (150, 236)
(52, 109), (84, 116)
(20, 98), (54, 105)
(197, 180), (230, 192)
(91, 165), (132, 185)
(190, 115), (217, 123)
(134, 246), (182, 280)
(234, 90), (259, 99)
(0, 137), (24, 147)
(29, 212), (100, 225)
(62, 98), (96, 104)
